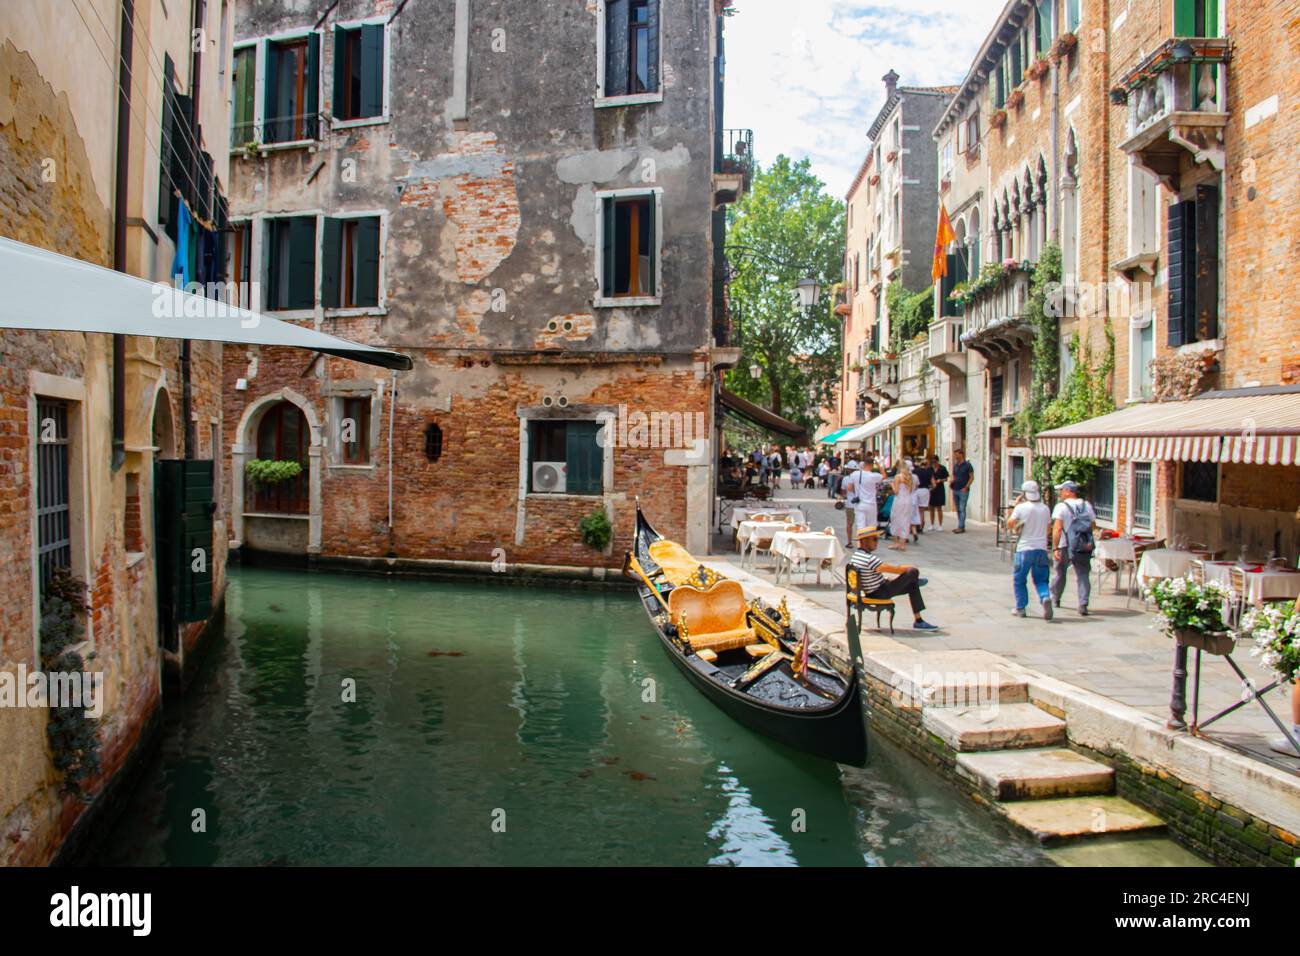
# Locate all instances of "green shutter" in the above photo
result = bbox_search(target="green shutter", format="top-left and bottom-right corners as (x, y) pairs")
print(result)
(289, 216), (317, 310)
(321, 217), (341, 308)
(645, 0), (660, 93)
(1166, 200), (1191, 346)
(332, 26), (348, 119)
(355, 217), (381, 307)
(605, 0), (629, 96)
(179, 460), (214, 622)
(264, 43), (282, 142)
(645, 195), (657, 296)
(1174, 0), (1196, 35)
(601, 198), (615, 296)
(1193, 183), (1219, 342)
(361, 23), (385, 118)
(233, 47), (256, 144)
(565, 421), (602, 495)
(305, 32), (321, 138)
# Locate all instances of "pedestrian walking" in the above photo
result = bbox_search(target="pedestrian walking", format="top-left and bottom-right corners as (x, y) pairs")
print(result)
(839, 459), (883, 542)
(1007, 480), (1054, 619)
(1050, 479), (1097, 616)
(887, 461), (916, 551)
(926, 454), (948, 531)
(912, 457), (932, 537)
(950, 448), (974, 533)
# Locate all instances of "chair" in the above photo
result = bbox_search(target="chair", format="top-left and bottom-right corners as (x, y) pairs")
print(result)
(1189, 559), (1205, 586)
(745, 525), (779, 569)
(1227, 566), (1248, 627)
(667, 579), (760, 655)
(844, 565), (897, 634)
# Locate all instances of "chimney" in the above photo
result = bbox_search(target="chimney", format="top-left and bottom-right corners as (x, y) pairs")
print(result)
(883, 70), (899, 98)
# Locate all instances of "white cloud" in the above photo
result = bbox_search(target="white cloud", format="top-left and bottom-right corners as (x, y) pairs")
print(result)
(723, 0), (1008, 198)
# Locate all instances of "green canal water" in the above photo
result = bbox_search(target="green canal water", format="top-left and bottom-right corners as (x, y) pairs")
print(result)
(93, 567), (1071, 866)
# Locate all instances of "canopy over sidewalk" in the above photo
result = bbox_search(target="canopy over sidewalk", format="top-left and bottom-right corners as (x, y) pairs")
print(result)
(837, 402), (929, 444)
(0, 237), (413, 371)
(719, 389), (808, 441)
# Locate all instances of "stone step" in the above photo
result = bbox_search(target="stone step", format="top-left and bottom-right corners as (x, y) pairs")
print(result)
(864, 650), (1029, 708)
(956, 748), (1115, 801)
(923, 702), (1067, 752)
(995, 796), (1166, 844)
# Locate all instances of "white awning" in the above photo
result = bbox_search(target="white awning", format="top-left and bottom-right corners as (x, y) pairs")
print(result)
(0, 237), (412, 370)
(1035, 392), (1300, 465)
(838, 403), (930, 444)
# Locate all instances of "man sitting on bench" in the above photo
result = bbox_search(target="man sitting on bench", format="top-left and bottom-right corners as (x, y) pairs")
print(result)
(848, 525), (938, 631)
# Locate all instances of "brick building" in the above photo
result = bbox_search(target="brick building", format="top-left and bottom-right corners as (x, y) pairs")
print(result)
(223, 0), (738, 570)
(0, 0), (232, 864)
(832, 73), (952, 461)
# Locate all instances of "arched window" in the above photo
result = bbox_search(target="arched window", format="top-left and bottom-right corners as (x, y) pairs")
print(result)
(969, 206), (982, 273)
(254, 401), (309, 513)
(1061, 128), (1080, 281)
(424, 423), (444, 462)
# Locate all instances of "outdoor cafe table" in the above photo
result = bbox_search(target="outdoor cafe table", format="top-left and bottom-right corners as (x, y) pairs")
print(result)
(1135, 548), (1200, 588)
(736, 520), (798, 563)
(770, 531), (845, 586)
(729, 507), (805, 530)
(1203, 561), (1300, 606)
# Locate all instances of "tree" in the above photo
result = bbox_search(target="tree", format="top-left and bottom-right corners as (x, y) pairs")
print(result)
(723, 155), (845, 433)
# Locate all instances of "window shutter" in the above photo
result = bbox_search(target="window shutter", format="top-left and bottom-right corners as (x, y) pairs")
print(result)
(321, 217), (341, 308)
(361, 23), (386, 118)
(305, 32), (321, 138)
(158, 72), (175, 230)
(289, 216), (317, 310)
(1166, 200), (1190, 346)
(565, 421), (603, 495)
(332, 26), (348, 119)
(1174, 0), (1196, 35)
(355, 217), (381, 307)
(645, 194), (657, 296)
(264, 44), (282, 142)
(645, 0), (660, 93)
(233, 47), (255, 144)
(601, 197), (615, 296)
(1194, 183), (1219, 342)
(605, 0), (630, 97)
(179, 460), (214, 623)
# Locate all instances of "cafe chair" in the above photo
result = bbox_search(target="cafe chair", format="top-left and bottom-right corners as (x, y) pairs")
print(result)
(1227, 566), (1248, 627)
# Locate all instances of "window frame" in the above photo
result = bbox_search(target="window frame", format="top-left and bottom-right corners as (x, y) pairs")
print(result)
(1128, 310), (1156, 401)
(330, 17), (391, 129)
(1178, 459), (1219, 504)
(229, 28), (324, 153)
(327, 388), (379, 468)
(595, 0), (664, 108)
(321, 210), (387, 315)
(1092, 459), (1117, 528)
(263, 212), (321, 315)
(520, 410), (614, 500)
(594, 187), (664, 307)
(1131, 460), (1155, 531)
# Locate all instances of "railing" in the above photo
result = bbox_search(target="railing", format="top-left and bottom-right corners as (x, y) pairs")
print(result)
(963, 268), (1031, 339)
(718, 129), (755, 184)
(230, 111), (325, 150)
(929, 315), (965, 356)
(1119, 37), (1229, 140)
(899, 341), (930, 382)
(867, 359), (899, 390)
(247, 473), (309, 515)
(712, 298), (731, 348)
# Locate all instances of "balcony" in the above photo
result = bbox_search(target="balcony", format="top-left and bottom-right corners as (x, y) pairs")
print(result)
(1115, 37), (1230, 191)
(899, 341), (930, 383)
(714, 129), (754, 205)
(863, 358), (899, 403)
(959, 265), (1034, 361)
(928, 315), (968, 379)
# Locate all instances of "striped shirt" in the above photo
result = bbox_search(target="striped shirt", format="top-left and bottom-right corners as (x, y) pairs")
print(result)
(849, 548), (885, 593)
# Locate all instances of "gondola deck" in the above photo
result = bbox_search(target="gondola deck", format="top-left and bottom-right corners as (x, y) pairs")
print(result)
(627, 506), (868, 766)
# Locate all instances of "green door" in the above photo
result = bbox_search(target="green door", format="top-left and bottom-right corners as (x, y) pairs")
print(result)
(155, 460), (216, 651)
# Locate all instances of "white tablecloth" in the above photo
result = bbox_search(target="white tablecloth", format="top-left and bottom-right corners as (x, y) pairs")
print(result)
(770, 532), (845, 585)
(729, 507), (805, 530)
(736, 520), (798, 549)
(1135, 548), (1198, 586)
(1204, 562), (1300, 606)
(1096, 536), (1138, 563)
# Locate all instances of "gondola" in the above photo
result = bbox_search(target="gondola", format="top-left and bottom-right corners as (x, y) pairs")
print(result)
(624, 504), (868, 766)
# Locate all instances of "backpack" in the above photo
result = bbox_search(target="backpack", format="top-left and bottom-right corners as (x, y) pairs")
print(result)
(1064, 501), (1094, 557)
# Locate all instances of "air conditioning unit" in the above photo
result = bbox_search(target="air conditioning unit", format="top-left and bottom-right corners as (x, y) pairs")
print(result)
(532, 461), (567, 493)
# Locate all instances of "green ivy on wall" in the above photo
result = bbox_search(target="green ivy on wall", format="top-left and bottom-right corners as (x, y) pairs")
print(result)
(885, 281), (934, 355)
(41, 569), (101, 797)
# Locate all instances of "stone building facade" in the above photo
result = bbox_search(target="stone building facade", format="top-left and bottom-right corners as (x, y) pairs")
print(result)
(223, 0), (734, 570)
(0, 0), (230, 865)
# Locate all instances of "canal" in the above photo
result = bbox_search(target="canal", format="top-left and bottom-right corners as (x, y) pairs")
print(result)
(92, 566), (1062, 866)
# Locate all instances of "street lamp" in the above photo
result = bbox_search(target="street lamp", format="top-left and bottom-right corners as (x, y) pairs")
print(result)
(795, 276), (823, 310)
(749, 362), (762, 380)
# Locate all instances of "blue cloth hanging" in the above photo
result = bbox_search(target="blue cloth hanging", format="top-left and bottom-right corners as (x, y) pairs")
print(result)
(171, 201), (192, 286)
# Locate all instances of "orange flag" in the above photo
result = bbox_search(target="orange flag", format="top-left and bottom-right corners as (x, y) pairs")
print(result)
(932, 203), (957, 282)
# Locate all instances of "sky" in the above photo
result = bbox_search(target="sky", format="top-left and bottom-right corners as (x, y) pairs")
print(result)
(723, 0), (1009, 199)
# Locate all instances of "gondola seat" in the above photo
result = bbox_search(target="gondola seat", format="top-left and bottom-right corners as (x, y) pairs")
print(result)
(668, 579), (757, 654)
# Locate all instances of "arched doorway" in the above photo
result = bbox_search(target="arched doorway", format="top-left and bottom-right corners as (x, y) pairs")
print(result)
(232, 389), (323, 555)
(152, 388), (178, 459)
(251, 401), (310, 513)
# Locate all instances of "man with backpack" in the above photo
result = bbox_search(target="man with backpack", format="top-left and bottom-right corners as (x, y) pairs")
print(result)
(1051, 480), (1097, 616)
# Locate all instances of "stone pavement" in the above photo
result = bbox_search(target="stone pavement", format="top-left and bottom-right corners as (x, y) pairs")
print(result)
(711, 484), (1298, 776)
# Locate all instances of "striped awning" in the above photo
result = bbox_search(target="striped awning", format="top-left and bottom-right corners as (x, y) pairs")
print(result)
(1035, 392), (1300, 465)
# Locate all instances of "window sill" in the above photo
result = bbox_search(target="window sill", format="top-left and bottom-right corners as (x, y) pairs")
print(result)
(324, 307), (387, 319)
(526, 492), (606, 501)
(243, 511), (311, 520)
(594, 296), (661, 309)
(328, 462), (376, 471)
(265, 309), (316, 322)
(330, 115), (390, 131)
(231, 138), (320, 156)
(594, 92), (663, 108)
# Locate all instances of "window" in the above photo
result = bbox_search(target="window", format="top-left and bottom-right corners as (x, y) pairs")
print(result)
(1009, 360), (1021, 410)
(529, 420), (603, 495)
(36, 399), (72, 593)
(1167, 183), (1219, 346)
(993, 54), (1007, 108)
(264, 34), (320, 143)
(600, 0), (659, 101)
(333, 23), (386, 122)
(231, 45), (256, 145)
(266, 216), (317, 310)
(1066, 0), (1081, 31)
(940, 141), (953, 180)
(230, 221), (252, 309)
(990, 375), (1004, 418)
(1092, 461), (1116, 522)
(1036, 0), (1054, 54)
(598, 191), (660, 303)
(966, 114), (981, 152)
(424, 423), (443, 463)
(892, 192), (900, 244)
(337, 396), (371, 465)
(1008, 454), (1026, 499)
(1130, 312), (1155, 399)
(1132, 462), (1153, 529)
(1180, 461), (1217, 502)
(323, 216), (381, 309)
(254, 401), (309, 513)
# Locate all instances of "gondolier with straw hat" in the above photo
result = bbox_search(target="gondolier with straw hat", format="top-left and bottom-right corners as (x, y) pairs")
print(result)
(848, 525), (938, 631)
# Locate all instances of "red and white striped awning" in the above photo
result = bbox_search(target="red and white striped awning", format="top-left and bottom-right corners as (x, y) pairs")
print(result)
(1034, 392), (1300, 465)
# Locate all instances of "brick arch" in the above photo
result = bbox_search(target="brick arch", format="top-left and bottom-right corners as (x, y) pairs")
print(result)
(231, 389), (323, 554)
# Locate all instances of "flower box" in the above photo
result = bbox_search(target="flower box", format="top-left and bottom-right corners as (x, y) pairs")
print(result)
(1051, 31), (1078, 61)
(1026, 58), (1050, 81)
(1174, 628), (1235, 656)
(885, 150), (897, 163)
(1006, 88), (1025, 110)
(869, 173), (880, 186)
(989, 108), (1007, 130)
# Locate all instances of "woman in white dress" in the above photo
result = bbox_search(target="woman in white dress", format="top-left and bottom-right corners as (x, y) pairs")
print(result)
(889, 462), (916, 551)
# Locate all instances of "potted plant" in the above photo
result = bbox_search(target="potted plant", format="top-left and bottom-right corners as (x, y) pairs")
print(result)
(1027, 58), (1050, 81)
(1146, 576), (1235, 654)
(1240, 601), (1300, 685)
(1006, 88), (1025, 110)
(245, 459), (304, 484)
(579, 508), (613, 551)
(868, 173), (880, 186)
(989, 108), (1007, 129)
(1051, 31), (1078, 61)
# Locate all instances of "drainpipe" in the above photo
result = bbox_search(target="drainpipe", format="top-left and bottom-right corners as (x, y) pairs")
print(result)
(111, 0), (134, 472)
(387, 370), (396, 546)
(1049, 34), (1060, 241)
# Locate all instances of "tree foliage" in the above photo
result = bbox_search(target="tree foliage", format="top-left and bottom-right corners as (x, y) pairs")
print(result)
(723, 155), (845, 433)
